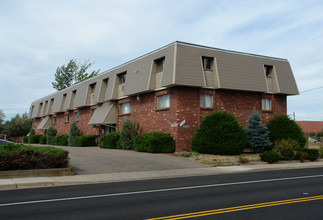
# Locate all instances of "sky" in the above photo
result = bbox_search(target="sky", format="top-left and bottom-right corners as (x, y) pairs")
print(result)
(0, 0), (322, 121)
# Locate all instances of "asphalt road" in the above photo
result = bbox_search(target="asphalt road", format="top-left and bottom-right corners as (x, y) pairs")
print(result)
(1, 168), (323, 219)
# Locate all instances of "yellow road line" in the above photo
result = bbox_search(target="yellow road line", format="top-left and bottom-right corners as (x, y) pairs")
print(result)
(147, 195), (323, 220)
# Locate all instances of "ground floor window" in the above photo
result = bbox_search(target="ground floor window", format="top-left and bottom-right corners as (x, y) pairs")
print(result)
(120, 102), (131, 114)
(103, 125), (116, 135)
(157, 94), (170, 109)
(262, 98), (272, 111)
(200, 94), (213, 108)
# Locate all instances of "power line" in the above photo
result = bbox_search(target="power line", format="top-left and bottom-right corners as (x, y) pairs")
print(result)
(300, 86), (323, 93)
(275, 33), (323, 56)
(294, 57), (323, 70)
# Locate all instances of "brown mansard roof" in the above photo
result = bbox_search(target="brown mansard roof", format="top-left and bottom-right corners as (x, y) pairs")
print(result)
(29, 41), (299, 119)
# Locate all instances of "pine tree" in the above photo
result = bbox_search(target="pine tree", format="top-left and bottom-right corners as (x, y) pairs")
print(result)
(68, 121), (81, 146)
(118, 119), (140, 150)
(246, 111), (272, 153)
(46, 126), (57, 144)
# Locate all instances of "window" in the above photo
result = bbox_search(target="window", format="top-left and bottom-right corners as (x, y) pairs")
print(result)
(74, 112), (79, 121)
(118, 72), (127, 84)
(65, 114), (69, 122)
(90, 83), (96, 93)
(157, 94), (170, 109)
(52, 117), (57, 124)
(262, 98), (272, 111)
(120, 102), (131, 114)
(202, 56), (214, 70)
(91, 108), (97, 116)
(200, 94), (213, 108)
(155, 57), (165, 72)
(264, 65), (273, 77)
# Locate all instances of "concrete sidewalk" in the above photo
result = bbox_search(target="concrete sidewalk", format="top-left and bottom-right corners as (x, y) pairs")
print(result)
(1, 160), (323, 190)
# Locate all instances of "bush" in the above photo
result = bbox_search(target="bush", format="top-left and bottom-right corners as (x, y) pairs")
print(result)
(74, 135), (96, 147)
(303, 149), (319, 161)
(100, 132), (120, 149)
(133, 132), (175, 153)
(191, 111), (247, 155)
(56, 134), (69, 146)
(39, 135), (47, 144)
(246, 112), (272, 153)
(119, 119), (140, 150)
(0, 143), (69, 171)
(68, 122), (81, 146)
(47, 126), (57, 144)
(267, 115), (306, 149)
(23, 136), (28, 144)
(273, 138), (301, 160)
(50, 136), (58, 145)
(260, 150), (281, 164)
(29, 135), (43, 144)
(28, 128), (35, 143)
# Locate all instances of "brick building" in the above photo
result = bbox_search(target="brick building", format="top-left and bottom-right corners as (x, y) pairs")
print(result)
(29, 42), (299, 151)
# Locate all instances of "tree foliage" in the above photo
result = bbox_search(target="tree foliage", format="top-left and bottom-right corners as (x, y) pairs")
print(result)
(68, 121), (81, 146)
(119, 119), (140, 150)
(191, 111), (247, 155)
(0, 110), (5, 134)
(266, 115), (306, 149)
(3, 113), (31, 137)
(46, 126), (57, 145)
(52, 59), (100, 91)
(246, 111), (272, 153)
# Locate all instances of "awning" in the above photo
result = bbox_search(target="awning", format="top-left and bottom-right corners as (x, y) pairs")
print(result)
(37, 116), (52, 130)
(88, 102), (117, 125)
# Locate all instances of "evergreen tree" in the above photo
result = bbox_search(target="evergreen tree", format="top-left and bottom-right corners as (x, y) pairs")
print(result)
(46, 126), (57, 144)
(119, 119), (140, 150)
(68, 121), (80, 146)
(246, 112), (272, 152)
(28, 128), (35, 143)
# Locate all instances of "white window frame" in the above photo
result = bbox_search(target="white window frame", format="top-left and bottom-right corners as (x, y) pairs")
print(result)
(65, 114), (69, 122)
(157, 94), (170, 109)
(74, 112), (79, 121)
(120, 102), (131, 114)
(262, 98), (272, 111)
(200, 94), (213, 108)
(52, 117), (57, 124)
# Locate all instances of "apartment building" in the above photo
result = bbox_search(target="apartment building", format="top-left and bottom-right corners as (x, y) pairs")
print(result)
(29, 41), (299, 151)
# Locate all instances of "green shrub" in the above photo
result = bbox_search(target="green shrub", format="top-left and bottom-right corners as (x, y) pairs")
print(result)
(260, 150), (281, 164)
(273, 138), (301, 160)
(50, 136), (58, 145)
(47, 126), (57, 144)
(28, 128), (35, 143)
(246, 112), (272, 153)
(56, 134), (69, 146)
(23, 136), (28, 144)
(303, 149), (319, 161)
(74, 135), (96, 147)
(267, 115), (306, 149)
(100, 132), (120, 149)
(119, 119), (140, 150)
(191, 111), (247, 155)
(39, 135), (47, 144)
(0, 143), (69, 171)
(133, 132), (175, 153)
(68, 122), (81, 146)
(29, 135), (43, 144)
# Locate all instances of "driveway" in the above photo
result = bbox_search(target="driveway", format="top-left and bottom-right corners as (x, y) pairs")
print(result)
(55, 146), (207, 175)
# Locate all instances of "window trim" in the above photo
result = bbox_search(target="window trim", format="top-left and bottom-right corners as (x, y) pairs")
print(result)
(52, 116), (57, 125)
(262, 98), (272, 111)
(119, 102), (131, 115)
(157, 94), (170, 110)
(74, 112), (79, 121)
(118, 72), (127, 84)
(65, 114), (69, 123)
(200, 94), (213, 109)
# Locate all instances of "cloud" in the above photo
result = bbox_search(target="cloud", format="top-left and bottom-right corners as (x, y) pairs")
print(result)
(0, 0), (322, 121)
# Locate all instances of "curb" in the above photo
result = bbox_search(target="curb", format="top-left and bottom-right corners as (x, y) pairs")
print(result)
(0, 168), (75, 179)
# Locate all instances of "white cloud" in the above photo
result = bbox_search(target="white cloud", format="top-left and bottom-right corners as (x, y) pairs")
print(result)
(0, 0), (322, 121)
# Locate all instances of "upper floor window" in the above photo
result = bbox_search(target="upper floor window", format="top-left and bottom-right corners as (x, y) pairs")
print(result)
(52, 116), (57, 124)
(157, 94), (170, 109)
(120, 102), (131, 115)
(262, 98), (272, 111)
(118, 72), (127, 84)
(200, 94), (213, 108)
(155, 57), (165, 72)
(74, 112), (79, 121)
(202, 56), (214, 70)
(264, 65), (273, 77)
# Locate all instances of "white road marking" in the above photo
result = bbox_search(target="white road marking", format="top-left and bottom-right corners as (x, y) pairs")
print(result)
(1, 174), (323, 207)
